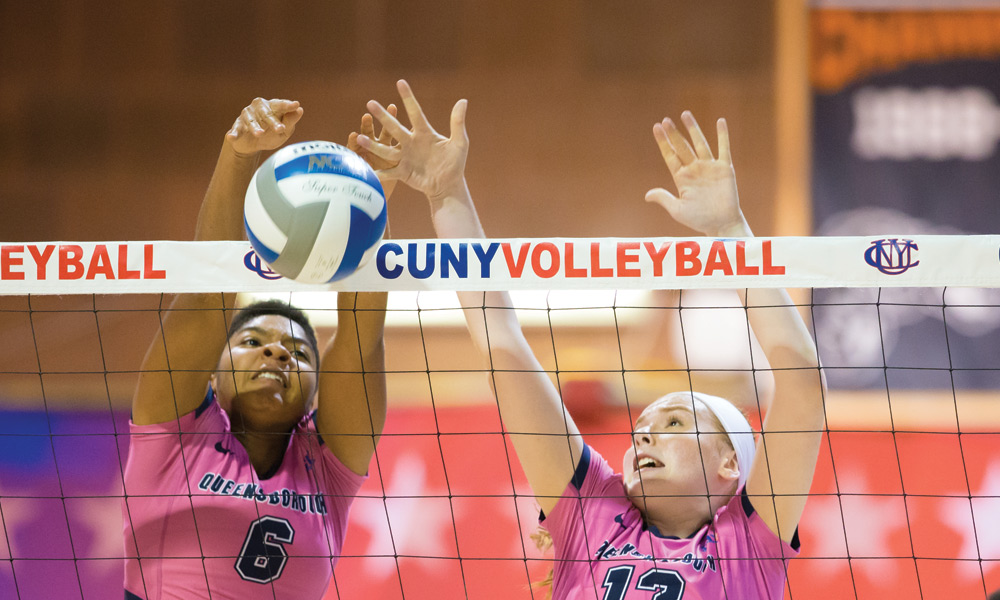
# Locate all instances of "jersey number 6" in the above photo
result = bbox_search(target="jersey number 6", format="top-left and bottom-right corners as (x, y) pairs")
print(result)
(235, 516), (296, 584)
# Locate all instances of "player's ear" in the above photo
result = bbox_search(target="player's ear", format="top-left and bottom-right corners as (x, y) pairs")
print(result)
(717, 449), (740, 482)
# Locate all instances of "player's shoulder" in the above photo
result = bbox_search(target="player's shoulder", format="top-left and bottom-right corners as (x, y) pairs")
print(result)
(714, 487), (801, 553)
(576, 445), (628, 496)
(286, 410), (367, 484)
(711, 487), (754, 530)
(128, 389), (228, 436)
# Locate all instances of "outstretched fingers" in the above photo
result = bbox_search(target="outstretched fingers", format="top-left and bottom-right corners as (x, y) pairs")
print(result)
(355, 132), (401, 164)
(358, 105), (398, 144)
(378, 104), (398, 145)
(681, 111), (714, 161)
(349, 103), (400, 173)
(359, 83), (469, 197)
(716, 118), (731, 165)
(663, 117), (697, 166)
(450, 99), (469, 145)
(366, 99), (410, 144)
(396, 79), (434, 133)
(653, 121), (684, 175)
(359, 113), (376, 140)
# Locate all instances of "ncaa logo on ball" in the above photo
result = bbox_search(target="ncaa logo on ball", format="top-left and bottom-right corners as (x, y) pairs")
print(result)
(244, 141), (387, 284)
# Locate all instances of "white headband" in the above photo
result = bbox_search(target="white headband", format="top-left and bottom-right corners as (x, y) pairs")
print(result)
(668, 391), (757, 490)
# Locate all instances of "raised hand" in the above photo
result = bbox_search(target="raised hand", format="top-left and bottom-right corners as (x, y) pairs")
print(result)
(356, 79), (469, 202)
(348, 104), (399, 200)
(226, 98), (303, 157)
(645, 111), (749, 237)
(348, 104), (398, 171)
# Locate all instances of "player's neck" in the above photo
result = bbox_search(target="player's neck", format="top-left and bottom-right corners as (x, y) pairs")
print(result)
(230, 416), (292, 479)
(642, 486), (737, 538)
(242, 434), (289, 479)
(642, 495), (715, 539)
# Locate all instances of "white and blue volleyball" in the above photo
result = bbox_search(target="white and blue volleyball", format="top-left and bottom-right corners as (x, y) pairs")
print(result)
(244, 141), (387, 283)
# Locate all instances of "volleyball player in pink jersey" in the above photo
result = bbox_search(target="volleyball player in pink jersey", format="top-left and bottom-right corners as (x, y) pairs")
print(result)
(123, 99), (396, 599)
(358, 80), (826, 599)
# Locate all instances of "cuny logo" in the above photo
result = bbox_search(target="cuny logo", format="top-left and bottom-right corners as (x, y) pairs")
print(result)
(864, 238), (919, 275)
(244, 251), (283, 280)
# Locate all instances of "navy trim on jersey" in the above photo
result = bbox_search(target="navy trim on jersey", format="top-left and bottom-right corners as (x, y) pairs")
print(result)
(740, 486), (755, 517)
(740, 487), (801, 551)
(570, 444), (592, 490)
(645, 519), (693, 540)
(311, 409), (326, 446)
(125, 591), (144, 600)
(539, 445), (593, 521)
(194, 387), (215, 418)
(646, 522), (679, 539)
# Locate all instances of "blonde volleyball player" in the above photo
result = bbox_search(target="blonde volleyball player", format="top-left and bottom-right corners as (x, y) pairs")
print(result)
(357, 80), (826, 599)
(124, 99), (396, 599)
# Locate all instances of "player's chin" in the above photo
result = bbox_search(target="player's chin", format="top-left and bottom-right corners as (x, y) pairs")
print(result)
(625, 473), (671, 497)
(248, 402), (305, 429)
(625, 485), (657, 511)
(624, 476), (652, 500)
(240, 389), (300, 414)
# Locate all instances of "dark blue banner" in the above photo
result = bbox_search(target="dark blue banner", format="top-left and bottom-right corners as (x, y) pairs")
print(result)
(810, 9), (1000, 389)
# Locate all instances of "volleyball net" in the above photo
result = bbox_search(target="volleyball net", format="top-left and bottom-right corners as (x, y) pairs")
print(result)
(1, 235), (999, 599)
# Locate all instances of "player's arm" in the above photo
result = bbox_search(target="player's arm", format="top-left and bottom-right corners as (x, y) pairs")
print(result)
(739, 281), (825, 544)
(357, 80), (584, 514)
(313, 109), (398, 476)
(315, 291), (387, 476)
(132, 99), (304, 426)
(647, 112), (826, 543)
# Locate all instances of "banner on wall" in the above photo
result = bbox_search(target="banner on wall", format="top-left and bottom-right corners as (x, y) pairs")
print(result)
(810, 5), (1000, 389)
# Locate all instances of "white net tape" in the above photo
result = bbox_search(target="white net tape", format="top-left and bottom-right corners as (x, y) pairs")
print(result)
(2, 235), (998, 294)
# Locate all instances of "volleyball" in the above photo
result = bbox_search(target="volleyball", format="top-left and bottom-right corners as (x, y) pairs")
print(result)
(244, 141), (387, 283)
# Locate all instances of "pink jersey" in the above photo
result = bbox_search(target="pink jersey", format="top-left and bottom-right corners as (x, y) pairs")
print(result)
(122, 392), (366, 600)
(542, 445), (798, 600)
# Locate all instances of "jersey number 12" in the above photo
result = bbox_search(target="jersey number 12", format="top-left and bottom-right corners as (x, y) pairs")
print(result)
(602, 565), (685, 599)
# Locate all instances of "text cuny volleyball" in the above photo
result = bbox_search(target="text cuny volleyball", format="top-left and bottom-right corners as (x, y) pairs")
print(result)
(0, 239), (786, 281)
(376, 240), (786, 279)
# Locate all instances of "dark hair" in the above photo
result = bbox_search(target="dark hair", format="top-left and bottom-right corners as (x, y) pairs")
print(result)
(227, 299), (320, 361)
